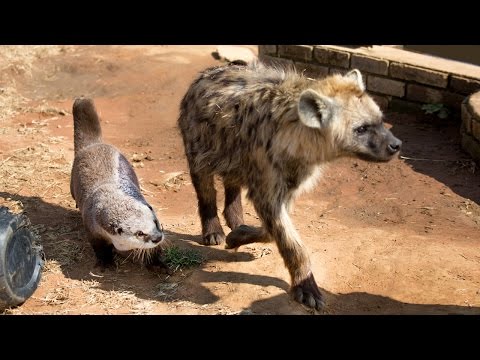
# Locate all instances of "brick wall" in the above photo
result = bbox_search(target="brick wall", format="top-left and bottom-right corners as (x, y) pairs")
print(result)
(461, 92), (480, 161)
(259, 45), (480, 162)
(258, 45), (480, 114)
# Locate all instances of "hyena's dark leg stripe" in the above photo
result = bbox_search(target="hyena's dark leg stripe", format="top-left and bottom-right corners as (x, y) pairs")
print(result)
(223, 181), (244, 230)
(253, 199), (324, 310)
(190, 171), (225, 245)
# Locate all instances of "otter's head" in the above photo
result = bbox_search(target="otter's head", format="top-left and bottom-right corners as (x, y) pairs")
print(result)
(99, 200), (165, 252)
(298, 69), (402, 162)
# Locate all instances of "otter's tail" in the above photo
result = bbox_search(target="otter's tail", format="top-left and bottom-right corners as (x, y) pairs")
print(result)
(72, 97), (103, 153)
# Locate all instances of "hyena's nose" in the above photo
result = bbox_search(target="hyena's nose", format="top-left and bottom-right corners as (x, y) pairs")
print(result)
(387, 138), (402, 154)
(151, 232), (165, 244)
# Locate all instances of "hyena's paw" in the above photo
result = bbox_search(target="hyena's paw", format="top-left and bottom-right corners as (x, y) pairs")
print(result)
(225, 225), (262, 249)
(202, 232), (226, 246)
(291, 273), (325, 311)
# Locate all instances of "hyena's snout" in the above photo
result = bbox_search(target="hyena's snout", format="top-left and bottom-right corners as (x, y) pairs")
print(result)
(359, 125), (403, 162)
(387, 134), (402, 156)
(379, 128), (402, 161)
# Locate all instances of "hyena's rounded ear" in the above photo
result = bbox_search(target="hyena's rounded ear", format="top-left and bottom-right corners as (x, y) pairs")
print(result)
(298, 89), (336, 129)
(345, 69), (365, 92)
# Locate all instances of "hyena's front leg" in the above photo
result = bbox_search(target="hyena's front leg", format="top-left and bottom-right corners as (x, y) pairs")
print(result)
(190, 171), (225, 245)
(255, 201), (324, 310)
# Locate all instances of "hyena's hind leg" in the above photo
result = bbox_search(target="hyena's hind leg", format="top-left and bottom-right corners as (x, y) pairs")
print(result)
(225, 225), (271, 249)
(223, 180), (271, 249)
(222, 181), (244, 230)
(190, 170), (225, 245)
(250, 196), (323, 310)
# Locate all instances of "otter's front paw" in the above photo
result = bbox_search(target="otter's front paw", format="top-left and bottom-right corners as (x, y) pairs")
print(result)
(145, 255), (174, 275)
(94, 257), (115, 272)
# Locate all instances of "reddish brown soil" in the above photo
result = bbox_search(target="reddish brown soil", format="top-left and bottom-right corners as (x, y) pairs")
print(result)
(1, 45), (479, 314)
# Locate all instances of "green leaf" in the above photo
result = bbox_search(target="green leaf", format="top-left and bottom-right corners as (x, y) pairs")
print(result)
(438, 109), (449, 119)
(422, 103), (449, 118)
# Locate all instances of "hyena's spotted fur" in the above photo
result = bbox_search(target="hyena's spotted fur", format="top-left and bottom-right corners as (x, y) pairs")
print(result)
(178, 61), (402, 310)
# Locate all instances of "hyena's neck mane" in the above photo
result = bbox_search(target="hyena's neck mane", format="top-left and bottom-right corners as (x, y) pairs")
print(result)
(266, 79), (342, 165)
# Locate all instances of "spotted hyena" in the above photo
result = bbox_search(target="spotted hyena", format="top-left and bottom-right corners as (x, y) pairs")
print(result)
(178, 61), (402, 310)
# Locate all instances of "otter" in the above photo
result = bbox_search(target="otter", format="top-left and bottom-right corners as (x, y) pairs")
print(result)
(70, 97), (166, 268)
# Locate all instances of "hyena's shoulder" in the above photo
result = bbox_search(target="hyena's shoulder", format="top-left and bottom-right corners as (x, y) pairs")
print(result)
(188, 62), (297, 95)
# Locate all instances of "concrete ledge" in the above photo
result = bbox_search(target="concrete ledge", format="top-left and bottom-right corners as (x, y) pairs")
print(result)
(314, 47), (350, 68)
(390, 62), (448, 88)
(367, 75), (405, 97)
(278, 45), (313, 62)
(461, 92), (480, 162)
(351, 54), (388, 75)
(259, 45), (480, 115)
(326, 45), (480, 79)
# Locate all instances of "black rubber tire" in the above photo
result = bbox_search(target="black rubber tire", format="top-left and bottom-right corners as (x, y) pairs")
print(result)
(0, 207), (43, 310)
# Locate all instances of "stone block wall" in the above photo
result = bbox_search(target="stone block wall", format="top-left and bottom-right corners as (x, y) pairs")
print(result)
(258, 45), (480, 113)
(461, 92), (480, 161)
(259, 45), (480, 162)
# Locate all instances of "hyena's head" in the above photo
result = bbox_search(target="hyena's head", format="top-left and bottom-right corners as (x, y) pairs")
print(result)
(298, 69), (402, 162)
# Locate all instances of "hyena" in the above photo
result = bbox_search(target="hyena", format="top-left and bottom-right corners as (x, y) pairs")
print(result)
(178, 61), (402, 310)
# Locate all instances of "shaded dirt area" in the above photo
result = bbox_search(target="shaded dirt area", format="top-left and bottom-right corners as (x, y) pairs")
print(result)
(1, 45), (479, 314)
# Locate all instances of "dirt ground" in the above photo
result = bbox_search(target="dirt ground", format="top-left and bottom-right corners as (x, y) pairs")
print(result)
(1, 45), (479, 315)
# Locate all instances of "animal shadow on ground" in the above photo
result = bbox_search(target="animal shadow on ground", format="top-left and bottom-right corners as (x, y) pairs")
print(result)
(0, 191), (281, 307)
(2, 191), (479, 314)
(387, 112), (480, 205)
(247, 291), (480, 315)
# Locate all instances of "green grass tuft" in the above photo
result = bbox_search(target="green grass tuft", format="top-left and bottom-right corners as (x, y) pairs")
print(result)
(163, 246), (203, 271)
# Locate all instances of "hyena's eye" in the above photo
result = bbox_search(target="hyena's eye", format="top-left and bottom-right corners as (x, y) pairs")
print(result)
(355, 125), (369, 134)
(135, 231), (145, 237)
(117, 228), (123, 235)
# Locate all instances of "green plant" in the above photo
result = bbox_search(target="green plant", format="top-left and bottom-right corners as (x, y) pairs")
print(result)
(163, 246), (203, 271)
(421, 103), (450, 119)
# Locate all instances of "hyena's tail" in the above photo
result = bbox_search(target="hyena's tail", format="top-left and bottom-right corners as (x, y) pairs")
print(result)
(72, 97), (103, 153)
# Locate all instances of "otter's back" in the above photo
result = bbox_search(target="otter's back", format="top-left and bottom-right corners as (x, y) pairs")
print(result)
(71, 144), (120, 209)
